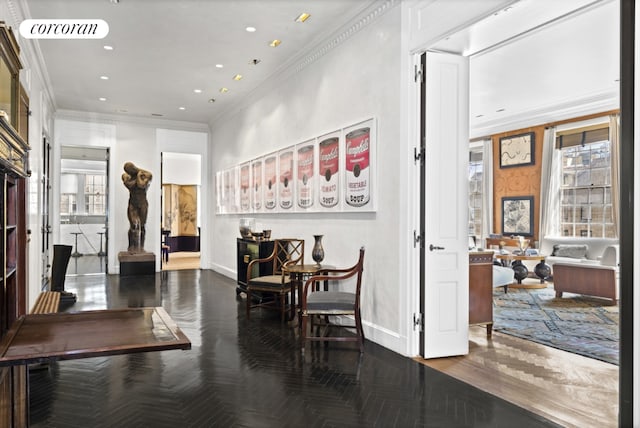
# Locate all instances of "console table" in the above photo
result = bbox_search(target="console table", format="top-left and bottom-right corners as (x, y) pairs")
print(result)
(469, 251), (494, 336)
(494, 253), (551, 289)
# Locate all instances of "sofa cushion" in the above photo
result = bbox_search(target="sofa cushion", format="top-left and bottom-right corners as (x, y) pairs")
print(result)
(551, 244), (588, 259)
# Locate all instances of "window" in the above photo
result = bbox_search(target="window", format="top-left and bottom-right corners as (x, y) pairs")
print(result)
(468, 148), (483, 239)
(557, 126), (614, 238)
(84, 174), (106, 215)
(60, 194), (77, 215)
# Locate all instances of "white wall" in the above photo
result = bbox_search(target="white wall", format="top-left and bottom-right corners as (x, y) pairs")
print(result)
(54, 116), (208, 273)
(162, 152), (202, 185)
(209, 6), (405, 353)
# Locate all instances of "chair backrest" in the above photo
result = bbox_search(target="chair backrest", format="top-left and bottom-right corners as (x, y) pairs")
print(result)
(305, 247), (365, 299)
(50, 244), (72, 292)
(272, 239), (304, 275)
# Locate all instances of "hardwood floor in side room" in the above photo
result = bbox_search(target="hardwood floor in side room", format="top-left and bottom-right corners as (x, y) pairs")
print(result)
(417, 326), (618, 428)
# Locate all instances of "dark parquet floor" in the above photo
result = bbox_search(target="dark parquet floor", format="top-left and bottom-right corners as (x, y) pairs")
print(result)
(29, 269), (560, 427)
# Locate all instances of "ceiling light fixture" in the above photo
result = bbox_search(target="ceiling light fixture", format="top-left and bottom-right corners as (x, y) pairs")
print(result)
(179, 107), (186, 110)
(151, 113), (163, 117)
(233, 74), (243, 81)
(194, 89), (202, 93)
(220, 87), (228, 93)
(496, 108), (505, 112)
(249, 59), (261, 65)
(269, 39), (281, 47)
(103, 45), (114, 50)
(215, 64), (224, 68)
(110, 0), (120, 4)
(295, 13), (310, 23)
(99, 97), (107, 101)
(208, 98), (216, 103)
(100, 75), (109, 80)
(246, 26), (256, 33)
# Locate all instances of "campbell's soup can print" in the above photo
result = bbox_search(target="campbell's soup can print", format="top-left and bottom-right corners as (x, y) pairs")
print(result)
(297, 144), (315, 209)
(319, 137), (339, 208)
(264, 156), (277, 210)
(345, 127), (370, 207)
(240, 164), (251, 212)
(252, 161), (262, 211)
(279, 150), (293, 210)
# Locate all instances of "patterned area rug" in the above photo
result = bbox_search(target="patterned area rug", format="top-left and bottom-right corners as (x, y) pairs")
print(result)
(493, 286), (619, 365)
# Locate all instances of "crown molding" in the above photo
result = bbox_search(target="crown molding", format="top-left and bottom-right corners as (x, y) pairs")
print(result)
(208, 0), (399, 127)
(56, 109), (210, 133)
(470, 90), (619, 139)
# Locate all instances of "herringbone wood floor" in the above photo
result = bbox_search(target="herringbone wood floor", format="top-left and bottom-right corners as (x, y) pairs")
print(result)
(30, 270), (561, 427)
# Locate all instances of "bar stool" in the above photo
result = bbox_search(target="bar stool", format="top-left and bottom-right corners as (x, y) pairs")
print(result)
(70, 232), (83, 258)
(97, 231), (106, 257)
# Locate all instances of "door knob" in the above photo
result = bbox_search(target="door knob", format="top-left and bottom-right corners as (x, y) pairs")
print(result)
(429, 244), (445, 251)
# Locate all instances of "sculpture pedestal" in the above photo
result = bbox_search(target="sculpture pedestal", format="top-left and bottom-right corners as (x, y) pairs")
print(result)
(118, 252), (155, 276)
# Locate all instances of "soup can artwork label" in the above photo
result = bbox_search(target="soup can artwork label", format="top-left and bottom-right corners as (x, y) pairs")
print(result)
(345, 127), (370, 207)
(319, 137), (339, 208)
(264, 156), (277, 210)
(279, 150), (293, 210)
(297, 144), (314, 208)
(252, 160), (262, 211)
(240, 164), (251, 212)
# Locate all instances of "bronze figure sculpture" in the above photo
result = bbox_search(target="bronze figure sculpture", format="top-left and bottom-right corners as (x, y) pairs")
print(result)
(122, 162), (152, 252)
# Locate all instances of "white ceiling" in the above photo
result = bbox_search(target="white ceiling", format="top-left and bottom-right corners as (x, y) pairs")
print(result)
(22, 0), (619, 130)
(23, 0), (375, 124)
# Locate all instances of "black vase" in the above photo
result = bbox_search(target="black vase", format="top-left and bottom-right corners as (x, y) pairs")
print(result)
(312, 235), (325, 265)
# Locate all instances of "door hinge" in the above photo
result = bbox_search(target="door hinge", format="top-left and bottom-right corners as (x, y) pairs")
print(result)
(413, 313), (424, 332)
(414, 63), (424, 84)
(413, 230), (423, 248)
(414, 147), (424, 165)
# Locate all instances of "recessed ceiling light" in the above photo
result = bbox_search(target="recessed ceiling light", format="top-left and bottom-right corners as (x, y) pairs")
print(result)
(496, 108), (505, 112)
(269, 39), (281, 47)
(208, 98), (216, 103)
(179, 107), (186, 111)
(151, 113), (164, 117)
(100, 75), (109, 80)
(117, 109), (128, 113)
(249, 59), (261, 65)
(295, 13), (310, 23)
(475, 114), (484, 118)
(233, 74), (243, 81)
(103, 45), (113, 51)
(99, 97), (107, 101)
(220, 87), (228, 93)
(194, 89), (202, 93)
(246, 26), (256, 33)
(215, 64), (224, 68)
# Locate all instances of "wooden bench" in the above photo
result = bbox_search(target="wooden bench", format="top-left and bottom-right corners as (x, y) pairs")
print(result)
(31, 291), (61, 314)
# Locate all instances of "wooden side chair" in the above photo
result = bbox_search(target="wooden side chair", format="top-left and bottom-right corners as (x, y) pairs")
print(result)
(246, 239), (304, 322)
(300, 247), (365, 353)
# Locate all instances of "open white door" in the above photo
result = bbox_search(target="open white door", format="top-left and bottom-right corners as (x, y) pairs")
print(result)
(421, 51), (470, 358)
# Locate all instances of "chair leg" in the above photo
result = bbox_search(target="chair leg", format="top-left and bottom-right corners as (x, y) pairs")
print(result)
(246, 288), (251, 320)
(355, 309), (365, 353)
(301, 313), (308, 353)
(280, 293), (286, 323)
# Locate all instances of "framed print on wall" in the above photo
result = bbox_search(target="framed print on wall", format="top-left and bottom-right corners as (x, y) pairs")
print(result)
(499, 132), (535, 168)
(501, 196), (534, 236)
(317, 130), (341, 210)
(278, 147), (295, 211)
(343, 118), (376, 211)
(296, 139), (316, 210)
(263, 152), (278, 211)
(251, 158), (263, 212)
(239, 162), (251, 213)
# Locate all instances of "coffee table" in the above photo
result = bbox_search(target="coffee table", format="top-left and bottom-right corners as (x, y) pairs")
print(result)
(494, 253), (551, 289)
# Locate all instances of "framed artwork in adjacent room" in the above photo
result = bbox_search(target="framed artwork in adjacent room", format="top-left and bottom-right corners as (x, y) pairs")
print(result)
(499, 132), (535, 168)
(502, 196), (534, 236)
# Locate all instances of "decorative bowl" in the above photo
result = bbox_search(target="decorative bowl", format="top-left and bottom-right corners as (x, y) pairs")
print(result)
(239, 218), (255, 239)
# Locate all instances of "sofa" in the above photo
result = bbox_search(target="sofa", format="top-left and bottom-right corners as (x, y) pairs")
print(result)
(539, 236), (619, 304)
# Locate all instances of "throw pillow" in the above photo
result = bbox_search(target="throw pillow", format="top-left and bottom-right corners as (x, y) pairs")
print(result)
(551, 244), (588, 259)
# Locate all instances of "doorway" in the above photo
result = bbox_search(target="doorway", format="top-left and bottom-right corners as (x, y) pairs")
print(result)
(160, 152), (202, 271)
(59, 146), (109, 275)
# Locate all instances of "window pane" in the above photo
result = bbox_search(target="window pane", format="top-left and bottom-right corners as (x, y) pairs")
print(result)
(561, 189), (574, 204)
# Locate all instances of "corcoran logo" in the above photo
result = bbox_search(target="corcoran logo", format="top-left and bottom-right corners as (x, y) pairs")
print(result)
(19, 19), (109, 39)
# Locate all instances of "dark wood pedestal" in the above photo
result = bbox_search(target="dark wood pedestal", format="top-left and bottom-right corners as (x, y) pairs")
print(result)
(469, 251), (494, 336)
(119, 252), (155, 276)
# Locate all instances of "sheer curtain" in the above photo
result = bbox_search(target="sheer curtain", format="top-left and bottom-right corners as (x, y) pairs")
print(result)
(481, 138), (493, 245)
(609, 114), (620, 238)
(539, 126), (561, 241)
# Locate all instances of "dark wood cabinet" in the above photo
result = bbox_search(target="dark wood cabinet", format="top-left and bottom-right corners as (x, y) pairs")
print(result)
(236, 238), (274, 294)
(469, 251), (494, 336)
(0, 21), (29, 426)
